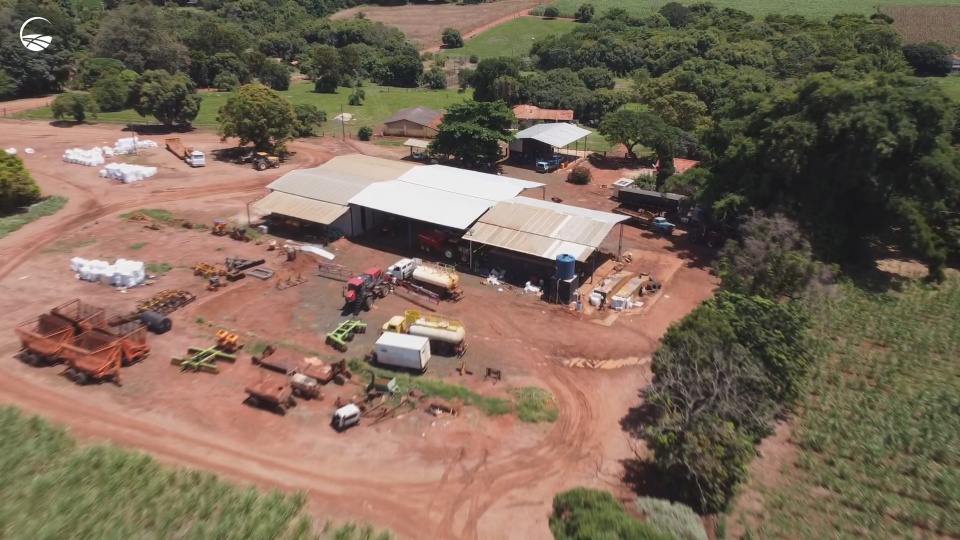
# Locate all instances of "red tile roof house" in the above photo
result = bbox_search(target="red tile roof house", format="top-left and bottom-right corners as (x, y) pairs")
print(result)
(512, 105), (575, 129)
(382, 107), (444, 138)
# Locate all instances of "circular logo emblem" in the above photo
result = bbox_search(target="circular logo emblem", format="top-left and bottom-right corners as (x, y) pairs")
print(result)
(20, 17), (52, 52)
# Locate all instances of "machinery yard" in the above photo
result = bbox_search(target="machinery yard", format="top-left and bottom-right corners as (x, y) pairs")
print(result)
(0, 122), (717, 539)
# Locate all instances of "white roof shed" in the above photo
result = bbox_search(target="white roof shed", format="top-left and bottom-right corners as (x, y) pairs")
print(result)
(514, 123), (591, 148)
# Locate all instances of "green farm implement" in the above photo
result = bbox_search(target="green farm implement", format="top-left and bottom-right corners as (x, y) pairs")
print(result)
(171, 344), (238, 374)
(325, 319), (367, 352)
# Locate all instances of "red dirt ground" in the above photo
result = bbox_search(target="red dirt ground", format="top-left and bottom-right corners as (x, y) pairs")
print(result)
(332, 0), (542, 51)
(0, 120), (717, 539)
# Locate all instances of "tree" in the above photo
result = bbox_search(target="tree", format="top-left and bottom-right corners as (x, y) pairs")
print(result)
(0, 70), (17, 100)
(574, 3), (595, 22)
(184, 20), (250, 57)
(51, 94), (98, 123)
(424, 64), (447, 90)
(429, 100), (515, 169)
(902, 43), (952, 77)
(457, 68), (475, 90)
(294, 103), (326, 137)
(659, 2), (694, 28)
(259, 62), (291, 91)
(577, 67), (615, 90)
(567, 166), (591, 185)
(471, 57), (521, 102)
(716, 214), (834, 300)
(441, 28), (463, 49)
(92, 6), (189, 74)
(634, 497), (708, 540)
(75, 58), (125, 90)
(598, 110), (675, 161)
(213, 72), (241, 92)
(357, 126), (373, 141)
(550, 488), (671, 540)
(380, 56), (423, 87)
(131, 71), (202, 127)
(0, 153), (42, 214)
(543, 6), (560, 19)
(649, 91), (708, 132)
(578, 89), (630, 126)
(217, 84), (298, 151)
(302, 45), (341, 93)
(91, 75), (134, 112)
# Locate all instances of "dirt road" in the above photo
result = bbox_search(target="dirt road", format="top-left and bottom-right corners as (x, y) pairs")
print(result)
(0, 120), (717, 539)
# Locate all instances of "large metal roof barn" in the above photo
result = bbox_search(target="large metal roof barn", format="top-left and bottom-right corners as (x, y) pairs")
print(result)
(348, 167), (544, 231)
(463, 197), (628, 262)
(514, 123), (591, 149)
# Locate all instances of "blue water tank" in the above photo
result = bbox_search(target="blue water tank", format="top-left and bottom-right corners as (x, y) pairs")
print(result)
(556, 254), (576, 281)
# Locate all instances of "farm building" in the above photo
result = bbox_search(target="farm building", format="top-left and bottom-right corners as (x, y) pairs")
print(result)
(462, 197), (627, 287)
(952, 54), (960, 73)
(382, 107), (443, 138)
(510, 122), (591, 162)
(512, 105), (574, 128)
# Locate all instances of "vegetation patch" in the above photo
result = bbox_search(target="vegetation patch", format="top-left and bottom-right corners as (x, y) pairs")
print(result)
(0, 407), (392, 540)
(530, 0), (960, 19)
(145, 262), (172, 275)
(0, 196), (68, 240)
(347, 359), (513, 417)
(550, 488), (671, 540)
(512, 387), (559, 423)
(120, 208), (174, 222)
(438, 17), (577, 61)
(42, 237), (96, 254)
(745, 277), (960, 537)
(128, 242), (148, 250)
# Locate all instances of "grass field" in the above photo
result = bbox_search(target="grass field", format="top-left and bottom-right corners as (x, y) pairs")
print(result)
(17, 84), (473, 135)
(438, 17), (577, 61)
(0, 406), (391, 539)
(745, 276), (960, 537)
(939, 75), (960, 103)
(530, 0), (960, 19)
(0, 196), (68, 240)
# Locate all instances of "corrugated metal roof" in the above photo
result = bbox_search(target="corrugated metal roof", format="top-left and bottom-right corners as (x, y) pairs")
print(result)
(348, 181), (494, 230)
(252, 191), (348, 225)
(513, 105), (574, 121)
(515, 123), (591, 148)
(464, 197), (627, 261)
(397, 166), (543, 202)
(266, 169), (383, 205)
(464, 223), (593, 262)
(404, 138), (430, 149)
(318, 154), (419, 181)
(383, 107), (442, 127)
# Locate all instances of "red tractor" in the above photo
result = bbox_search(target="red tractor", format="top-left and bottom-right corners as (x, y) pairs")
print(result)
(343, 267), (391, 315)
(418, 230), (468, 262)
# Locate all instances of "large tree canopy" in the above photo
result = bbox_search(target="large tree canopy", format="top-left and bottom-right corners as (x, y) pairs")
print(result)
(703, 73), (960, 278)
(130, 70), (202, 127)
(428, 100), (515, 170)
(217, 83), (298, 151)
(92, 6), (189, 74)
(0, 153), (41, 214)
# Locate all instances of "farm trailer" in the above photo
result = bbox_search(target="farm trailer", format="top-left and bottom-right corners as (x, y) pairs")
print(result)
(14, 299), (108, 366)
(59, 325), (150, 385)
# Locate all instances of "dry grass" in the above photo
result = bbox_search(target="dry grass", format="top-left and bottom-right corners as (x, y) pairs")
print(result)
(331, 0), (542, 50)
(881, 6), (960, 48)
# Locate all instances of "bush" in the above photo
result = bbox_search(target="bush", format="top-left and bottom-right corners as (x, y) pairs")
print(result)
(567, 166), (591, 185)
(424, 64), (447, 90)
(294, 103), (326, 137)
(0, 153), (42, 214)
(902, 42), (952, 77)
(574, 3), (595, 22)
(348, 89), (364, 105)
(469, 54), (479, 63)
(543, 6), (560, 18)
(442, 28), (464, 49)
(212, 72), (241, 92)
(90, 75), (132, 112)
(550, 488), (672, 540)
(51, 93), (99, 123)
(458, 67), (475, 89)
(635, 497), (708, 540)
(357, 126), (373, 141)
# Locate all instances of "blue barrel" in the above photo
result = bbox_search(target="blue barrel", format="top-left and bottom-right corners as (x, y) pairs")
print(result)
(556, 254), (576, 281)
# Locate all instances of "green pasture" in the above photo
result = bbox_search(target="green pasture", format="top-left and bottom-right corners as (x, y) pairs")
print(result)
(530, 0), (960, 19)
(438, 17), (577, 62)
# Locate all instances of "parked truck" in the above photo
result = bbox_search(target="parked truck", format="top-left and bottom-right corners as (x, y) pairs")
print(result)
(382, 309), (467, 357)
(410, 259), (464, 301)
(164, 138), (206, 167)
(368, 332), (431, 374)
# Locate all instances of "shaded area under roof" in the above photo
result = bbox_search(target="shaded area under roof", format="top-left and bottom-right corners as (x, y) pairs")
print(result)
(397, 165), (543, 202)
(348, 181), (494, 230)
(252, 191), (348, 225)
(383, 106), (443, 127)
(515, 123), (591, 148)
(463, 197), (627, 262)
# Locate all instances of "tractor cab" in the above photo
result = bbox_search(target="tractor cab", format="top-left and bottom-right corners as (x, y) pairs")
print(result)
(252, 152), (281, 171)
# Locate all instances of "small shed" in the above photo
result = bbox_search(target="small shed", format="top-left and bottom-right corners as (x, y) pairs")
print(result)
(383, 107), (443, 138)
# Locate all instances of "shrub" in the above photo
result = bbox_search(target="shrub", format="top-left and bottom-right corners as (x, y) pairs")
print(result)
(550, 488), (672, 540)
(357, 126), (373, 141)
(543, 6), (560, 18)
(0, 153), (42, 214)
(442, 28), (464, 49)
(348, 90), (364, 106)
(902, 42), (952, 77)
(212, 72), (241, 92)
(469, 54), (479, 63)
(574, 3), (595, 22)
(294, 103), (326, 137)
(90, 75), (132, 112)
(51, 94), (99, 123)
(567, 166), (591, 185)
(635, 497), (708, 540)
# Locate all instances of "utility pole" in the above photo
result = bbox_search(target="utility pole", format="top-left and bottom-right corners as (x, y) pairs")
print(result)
(340, 104), (346, 139)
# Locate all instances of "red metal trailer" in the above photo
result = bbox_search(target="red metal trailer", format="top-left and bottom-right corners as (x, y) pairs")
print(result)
(14, 313), (78, 366)
(60, 326), (150, 385)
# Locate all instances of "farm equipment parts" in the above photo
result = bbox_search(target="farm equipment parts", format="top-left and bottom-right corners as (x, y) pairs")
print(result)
(325, 319), (367, 352)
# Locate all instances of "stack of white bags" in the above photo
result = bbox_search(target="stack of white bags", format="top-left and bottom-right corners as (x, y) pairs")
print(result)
(99, 163), (158, 184)
(70, 257), (146, 288)
(63, 147), (106, 167)
(113, 137), (157, 154)
(5, 148), (16, 155)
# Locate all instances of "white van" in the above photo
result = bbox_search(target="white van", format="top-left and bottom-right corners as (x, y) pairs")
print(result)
(387, 258), (417, 281)
(331, 404), (361, 431)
